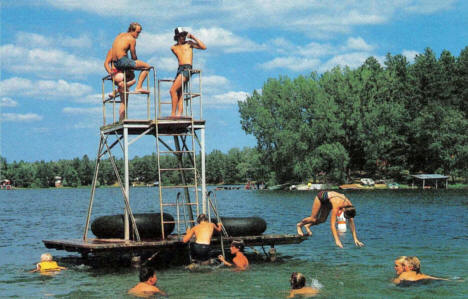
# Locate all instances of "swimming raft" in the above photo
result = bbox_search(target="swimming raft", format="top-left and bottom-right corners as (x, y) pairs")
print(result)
(91, 214), (267, 239)
(91, 213), (175, 239)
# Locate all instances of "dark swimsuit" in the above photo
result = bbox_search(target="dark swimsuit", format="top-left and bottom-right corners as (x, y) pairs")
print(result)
(115, 55), (136, 70)
(176, 64), (192, 79)
(190, 243), (211, 261)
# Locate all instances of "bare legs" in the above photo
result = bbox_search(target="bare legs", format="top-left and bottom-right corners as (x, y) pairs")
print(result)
(169, 73), (187, 117)
(296, 198), (325, 236)
(134, 60), (150, 94)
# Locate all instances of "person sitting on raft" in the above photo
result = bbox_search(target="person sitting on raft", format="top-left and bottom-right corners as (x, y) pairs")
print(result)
(183, 214), (223, 263)
(31, 253), (66, 274)
(288, 272), (319, 298)
(128, 266), (166, 297)
(218, 240), (249, 271)
(296, 191), (364, 248)
(393, 256), (447, 284)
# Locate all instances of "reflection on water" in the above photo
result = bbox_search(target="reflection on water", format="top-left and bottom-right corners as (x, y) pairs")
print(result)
(0, 188), (467, 298)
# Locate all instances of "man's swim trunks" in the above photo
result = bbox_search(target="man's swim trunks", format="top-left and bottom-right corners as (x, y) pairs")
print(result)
(175, 64), (192, 79)
(191, 242), (211, 261)
(115, 55), (136, 70)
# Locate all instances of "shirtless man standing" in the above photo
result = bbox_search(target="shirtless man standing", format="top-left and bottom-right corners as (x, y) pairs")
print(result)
(109, 22), (151, 119)
(183, 214), (222, 262)
(169, 27), (206, 117)
(296, 191), (364, 248)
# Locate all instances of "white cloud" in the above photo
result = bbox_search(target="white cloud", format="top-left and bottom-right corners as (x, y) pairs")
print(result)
(209, 91), (250, 106)
(319, 52), (373, 72)
(0, 44), (101, 78)
(1, 113), (42, 122)
(345, 37), (374, 51)
(0, 77), (93, 98)
(260, 57), (321, 72)
(1, 97), (18, 107)
(197, 27), (264, 53)
(402, 50), (419, 62)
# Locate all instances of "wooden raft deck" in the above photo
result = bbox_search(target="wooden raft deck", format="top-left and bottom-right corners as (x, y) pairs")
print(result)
(100, 118), (206, 135)
(43, 234), (308, 256)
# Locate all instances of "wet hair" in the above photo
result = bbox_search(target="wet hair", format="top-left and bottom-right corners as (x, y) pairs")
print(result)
(197, 213), (207, 223)
(231, 240), (245, 252)
(139, 267), (155, 282)
(395, 256), (408, 267)
(290, 272), (306, 289)
(128, 22), (142, 33)
(407, 256), (421, 273)
(40, 253), (53, 262)
(343, 206), (356, 219)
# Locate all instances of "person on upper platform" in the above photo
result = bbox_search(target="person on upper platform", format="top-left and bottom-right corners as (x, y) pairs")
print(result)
(169, 27), (206, 118)
(296, 191), (364, 248)
(109, 22), (151, 95)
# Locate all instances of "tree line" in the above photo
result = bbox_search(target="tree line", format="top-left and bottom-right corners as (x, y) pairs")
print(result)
(238, 47), (468, 184)
(0, 148), (262, 188)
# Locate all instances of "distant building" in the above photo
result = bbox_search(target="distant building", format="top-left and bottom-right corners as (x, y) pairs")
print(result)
(1, 179), (12, 190)
(55, 176), (63, 188)
(411, 174), (449, 189)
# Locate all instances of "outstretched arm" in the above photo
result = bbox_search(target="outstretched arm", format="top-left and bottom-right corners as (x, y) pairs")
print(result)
(330, 208), (343, 248)
(214, 222), (223, 232)
(187, 33), (206, 50)
(348, 218), (364, 247)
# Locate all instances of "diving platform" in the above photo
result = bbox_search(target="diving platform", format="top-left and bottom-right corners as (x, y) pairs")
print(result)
(100, 118), (206, 136)
(43, 234), (308, 256)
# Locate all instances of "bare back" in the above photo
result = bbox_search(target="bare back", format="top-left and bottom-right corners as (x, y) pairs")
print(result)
(171, 42), (194, 65)
(327, 191), (352, 209)
(111, 32), (136, 60)
(183, 221), (221, 244)
(128, 282), (161, 296)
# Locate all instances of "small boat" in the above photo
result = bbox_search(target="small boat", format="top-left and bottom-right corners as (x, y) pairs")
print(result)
(91, 213), (175, 239)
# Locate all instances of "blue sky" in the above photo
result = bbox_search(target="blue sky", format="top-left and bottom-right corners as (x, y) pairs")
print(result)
(1, 0), (467, 162)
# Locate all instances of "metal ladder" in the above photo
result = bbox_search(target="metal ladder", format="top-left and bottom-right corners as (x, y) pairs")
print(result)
(155, 69), (202, 239)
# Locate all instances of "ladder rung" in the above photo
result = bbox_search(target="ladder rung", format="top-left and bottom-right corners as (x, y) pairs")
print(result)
(159, 79), (175, 82)
(159, 102), (172, 104)
(157, 133), (191, 136)
(160, 168), (196, 171)
(160, 185), (197, 189)
(125, 91), (151, 95)
(184, 93), (201, 98)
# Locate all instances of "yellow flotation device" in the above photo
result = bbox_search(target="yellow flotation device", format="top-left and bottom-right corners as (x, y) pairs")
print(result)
(38, 261), (61, 272)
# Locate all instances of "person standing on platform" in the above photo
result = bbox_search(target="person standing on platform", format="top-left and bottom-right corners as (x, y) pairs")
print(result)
(296, 191), (364, 248)
(183, 214), (223, 262)
(109, 22), (151, 120)
(169, 27), (206, 118)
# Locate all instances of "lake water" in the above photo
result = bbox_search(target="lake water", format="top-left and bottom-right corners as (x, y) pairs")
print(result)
(0, 188), (466, 298)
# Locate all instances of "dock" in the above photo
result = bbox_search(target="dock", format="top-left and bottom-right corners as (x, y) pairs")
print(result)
(43, 234), (307, 256)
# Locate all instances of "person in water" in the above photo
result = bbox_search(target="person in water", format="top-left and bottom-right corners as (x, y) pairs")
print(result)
(296, 191), (364, 248)
(288, 272), (319, 298)
(31, 253), (66, 274)
(218, 240), (249, 271)
(128, 267), (166, 297)
(393, 256), (447, 284)
(183, 214), (223, 262)
(169, 27), (206, 117)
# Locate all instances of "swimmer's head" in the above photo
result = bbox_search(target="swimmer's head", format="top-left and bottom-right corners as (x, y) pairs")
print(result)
(128, 22), (142, 33)
(343, 206), (356, 219)
(139, 267), (156, 282)
(290, 272), (306, 289)
(40, 253), (53, 262)
(394, 256), (407, 275)
(407, 256), (421, 273)
(231, 240), (245, 252)
(197, 214), (208, 223)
